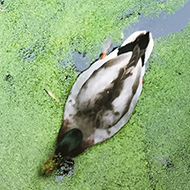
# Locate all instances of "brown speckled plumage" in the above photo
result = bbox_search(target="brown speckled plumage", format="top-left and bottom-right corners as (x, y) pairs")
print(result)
(43, 31), (154, 175)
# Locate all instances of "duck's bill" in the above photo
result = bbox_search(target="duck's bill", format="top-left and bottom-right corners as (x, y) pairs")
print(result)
(43, 154), (62, 175)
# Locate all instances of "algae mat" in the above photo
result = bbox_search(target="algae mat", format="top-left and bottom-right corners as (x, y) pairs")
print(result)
(0, 0), (190, 189)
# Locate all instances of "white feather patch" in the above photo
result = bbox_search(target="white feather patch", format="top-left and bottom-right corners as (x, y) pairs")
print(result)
(63, 31), (154, 143)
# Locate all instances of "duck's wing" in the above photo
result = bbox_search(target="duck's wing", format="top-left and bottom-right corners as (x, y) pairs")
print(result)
(93, 46), (144, 143)
(63, 31), (153, 143)
(65, 45), (143, 141)
(66, 31), (153, 102)
(76, 44), (143, 111)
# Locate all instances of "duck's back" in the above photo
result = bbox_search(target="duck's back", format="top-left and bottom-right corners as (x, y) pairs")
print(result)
(63, 31), (153, 143)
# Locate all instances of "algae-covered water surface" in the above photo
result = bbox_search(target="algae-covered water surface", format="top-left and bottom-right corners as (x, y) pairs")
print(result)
(0, 0), (190, 189)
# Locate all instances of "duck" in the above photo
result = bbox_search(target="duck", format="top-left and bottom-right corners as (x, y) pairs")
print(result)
(43, 30), (154, 176)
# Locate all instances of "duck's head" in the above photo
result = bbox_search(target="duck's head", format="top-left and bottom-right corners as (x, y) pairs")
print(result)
(43, 128), (83, 175)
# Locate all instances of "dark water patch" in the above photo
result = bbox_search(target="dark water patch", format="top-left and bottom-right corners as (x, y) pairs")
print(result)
(107, 42), (120, 53)
(117, 11), (137, 21)
(19, 42), (45, 62)
(57, 51), (75, 72)
(0, 0), (4, 5)
(123, 0), (190, 39)
(68, 1), (190, 72)
(72, 51), (89, 72)
(72, 42), (120, 72)
(58, 57), (70, 70)
(56, 158), (74, 180)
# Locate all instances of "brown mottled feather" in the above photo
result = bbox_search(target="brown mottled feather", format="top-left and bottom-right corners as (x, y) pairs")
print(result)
(43, 31), (154, 176)
(70, 44), (142, 132)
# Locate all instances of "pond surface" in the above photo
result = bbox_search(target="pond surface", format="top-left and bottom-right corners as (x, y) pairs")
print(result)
(123, 0), (190, 38)
(72, 1), (190, 71)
